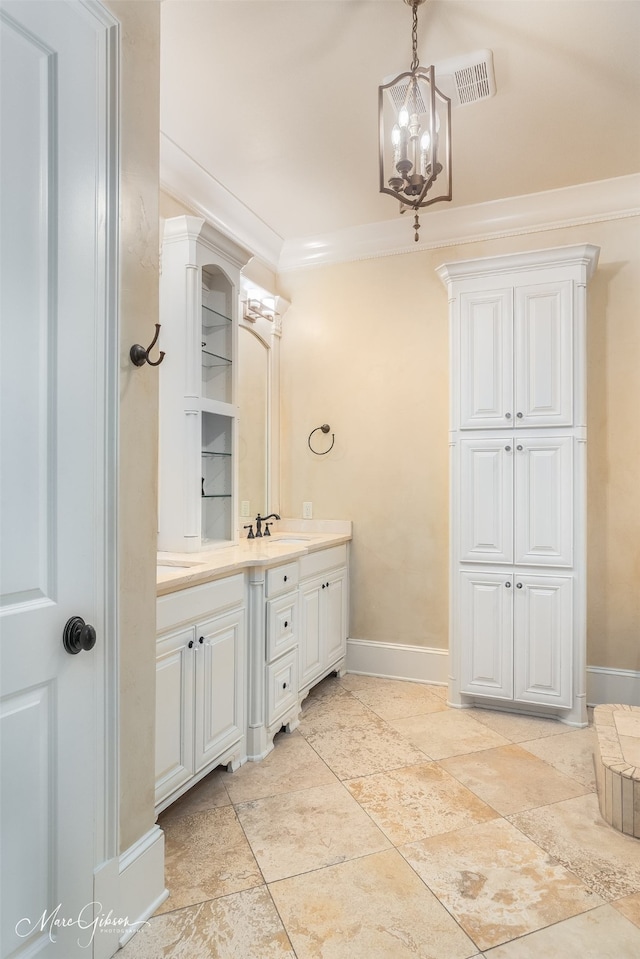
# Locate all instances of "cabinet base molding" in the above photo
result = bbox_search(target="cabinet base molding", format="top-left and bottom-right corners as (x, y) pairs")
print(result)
(346, 639), (448, 687)
(155, 741), (247, 815)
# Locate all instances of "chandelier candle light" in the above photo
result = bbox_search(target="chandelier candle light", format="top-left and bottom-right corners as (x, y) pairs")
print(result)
(379, 0), (452, 241)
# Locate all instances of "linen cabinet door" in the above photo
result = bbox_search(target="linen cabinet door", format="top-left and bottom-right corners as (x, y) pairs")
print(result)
(459, 571), (514, 700)
(513, 574), (573, 708)
(459, 438), (514, 564)
(514, 281), (573, 427)
(459, 289), (513, 429)
(155, 627), (196, 805)
(194, 609), (245, 773)
(514, 436), (573, 567)
(298, 577), (323, 690)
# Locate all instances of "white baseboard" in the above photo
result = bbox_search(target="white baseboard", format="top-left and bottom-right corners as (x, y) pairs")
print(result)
(587, 666), (640, 707)
(346, 640), (640, 708)
(93, 825), (167, 957)
(346, 638), (448, 686)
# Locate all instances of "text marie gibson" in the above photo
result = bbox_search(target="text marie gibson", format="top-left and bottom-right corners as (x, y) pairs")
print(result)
(15, 902), (148, 947)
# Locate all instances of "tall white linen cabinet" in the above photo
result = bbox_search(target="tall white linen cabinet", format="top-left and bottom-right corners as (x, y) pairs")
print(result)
(437, 244), (599, 726)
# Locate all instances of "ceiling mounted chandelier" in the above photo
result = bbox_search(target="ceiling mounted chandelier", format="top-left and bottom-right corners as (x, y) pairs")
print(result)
(379, 0), (452, 242)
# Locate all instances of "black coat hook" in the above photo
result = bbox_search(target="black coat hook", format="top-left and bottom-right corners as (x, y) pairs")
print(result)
(130, 323), (165, 367)
(308, 423), (335, 455)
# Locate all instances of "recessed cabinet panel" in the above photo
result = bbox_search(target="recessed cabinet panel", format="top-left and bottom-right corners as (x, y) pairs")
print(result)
(299, 578), (323, 689)
(460, 439), (513, 564)
(515, 437), (573, 567)
(267, 649), (298, 727)
(515, 282), (573, 427)
(459, 289), (513, 429)
(325, 570), (347, 666)
(194, 610), (245, 773)
(267, 592), (297, 661)
(155, 628), (196, 804)
(513, 575), (573, 707)
(459, 571), (513, 700)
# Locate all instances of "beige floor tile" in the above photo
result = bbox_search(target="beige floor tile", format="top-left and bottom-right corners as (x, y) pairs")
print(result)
(298, 690), (376, 736)
(120, 886), (295, 958)
(468, 708), (574, 743)
(158, 767), (231, 827)
(347, 679), (450, 721)
(612, 891), (640, 927)
(400, 818), (602, 952)
(269, 848), (477, 959)
(235, 781), (391, 882)
(519, 726), (597, 790)
(509, 793), (640, 901)
(301, 715), (430, 779)
(483, 904), (640, 959)
(156, 805), (262, 915)
(390, 710), (510, 761)
(440, 743), (589, 815)
(224, 730), (337, 804)
(430, 684), (450, 700)
(344, 762), (498, 845)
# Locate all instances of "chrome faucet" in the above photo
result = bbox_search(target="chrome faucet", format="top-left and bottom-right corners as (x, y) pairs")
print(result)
(255, 512), (280, 537)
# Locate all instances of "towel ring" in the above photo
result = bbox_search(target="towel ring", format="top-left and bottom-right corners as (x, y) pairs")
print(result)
(308, 424), (335, 455)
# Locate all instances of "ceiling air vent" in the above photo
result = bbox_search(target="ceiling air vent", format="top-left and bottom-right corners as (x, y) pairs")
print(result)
(434, 49), (496, 107)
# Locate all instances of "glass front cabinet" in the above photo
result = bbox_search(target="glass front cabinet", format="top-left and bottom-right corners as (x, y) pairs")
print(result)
(158, 216), (252, 551)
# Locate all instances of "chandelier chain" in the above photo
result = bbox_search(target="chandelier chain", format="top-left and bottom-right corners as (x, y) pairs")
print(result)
(410, 1), (420, 72)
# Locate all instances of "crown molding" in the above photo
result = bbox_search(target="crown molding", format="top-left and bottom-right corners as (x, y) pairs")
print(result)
(160, 133), (640, 276)
(279, 175), (640, 272)
(160, 133), (284, 272)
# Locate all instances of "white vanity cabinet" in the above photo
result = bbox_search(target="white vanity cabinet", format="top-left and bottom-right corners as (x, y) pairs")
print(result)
(264, 561), (300, 732)
(155, 575), (246, 811)
(438, 244), (599, 725)
(298, 545), (348, 697)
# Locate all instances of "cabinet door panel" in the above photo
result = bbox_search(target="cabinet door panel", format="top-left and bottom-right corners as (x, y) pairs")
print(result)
(194, 609), (245, 772)
(155, 627), (196, 804)
(299, 578), (323, 689)
(266, 648), (298, 726)
(515, 281), (573, 426)
(267, 591), (297, 661)
(459, 571), (513, 700)
(514, 436), (573, 567)
(513, 575), (572, 707)
(459, 289), (513, 429)
(460, 439), (513, 564)
(324, 568), (347, 666)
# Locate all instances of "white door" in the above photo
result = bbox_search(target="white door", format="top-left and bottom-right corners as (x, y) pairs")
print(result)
(459, 289), (513, 429)
(324, 568), (347, 667)
(459, 438), (514, 564)
(155, 627), (196, 807)
(513, 574), (573, 707)
(514, 281), (573, 427)
(0, 3), (114, 956)
(194, 610), (245, 772)
(459, 571), (513, 700)
(514, 436), (573, 567)
(298, 579), (323, 689)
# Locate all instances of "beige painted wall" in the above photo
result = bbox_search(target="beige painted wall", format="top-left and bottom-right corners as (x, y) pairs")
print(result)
(279, 217), (640, 673)
(104, 0), (161, 853)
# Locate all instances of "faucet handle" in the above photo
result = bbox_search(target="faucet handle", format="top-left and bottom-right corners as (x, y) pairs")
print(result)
(264, 522), (273, 537)
(243, 524), (254, 540)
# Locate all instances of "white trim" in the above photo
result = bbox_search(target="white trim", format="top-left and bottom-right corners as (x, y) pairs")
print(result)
(92, 826), (167, 957)
(346, 638), (448, 686)
(160, 133), (283, 271)
(587, 666), (640, 707)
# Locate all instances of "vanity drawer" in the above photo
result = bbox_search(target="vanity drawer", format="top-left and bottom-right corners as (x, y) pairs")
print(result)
(265, 562), (299, 598)
(267, 593), (297, 661)
(299, 545), (347, 580)
(266, 648), (298, 726)
(157, 573), (245, 632)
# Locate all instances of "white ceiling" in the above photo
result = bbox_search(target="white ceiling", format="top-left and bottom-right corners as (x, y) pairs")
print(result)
(160, 0), (640, 244)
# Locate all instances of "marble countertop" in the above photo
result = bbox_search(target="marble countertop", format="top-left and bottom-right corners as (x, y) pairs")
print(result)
(157, 520), (352, 596)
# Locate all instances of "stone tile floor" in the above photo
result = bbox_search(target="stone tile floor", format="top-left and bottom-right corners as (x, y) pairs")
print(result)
(118, 675), (640, 959)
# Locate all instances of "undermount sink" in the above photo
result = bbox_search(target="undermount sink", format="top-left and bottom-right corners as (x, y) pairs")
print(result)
(270, 535), (311, 543)
(157, 560), (204, 572)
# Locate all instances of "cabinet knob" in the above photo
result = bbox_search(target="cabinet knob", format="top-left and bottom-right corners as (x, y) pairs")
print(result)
(516, 412), (523, 419)
(188, 639), (194, 648)
(516, 582), (523, 588)
(505, 445), (512, 452)
(284, 621), (288, 628)
(505, 412), (512, 419)
(326, 582), (330, 588)
(322, 583), (326, 589)
(505, 581), (512, 588)
(516, 444), (523, 451)
(283, 575), (288, 582)
(282, 681), (288, 690)
(199, 636), (204, 644)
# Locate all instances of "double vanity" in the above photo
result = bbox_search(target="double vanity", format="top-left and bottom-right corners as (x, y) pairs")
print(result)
(154, 522), (351, 812)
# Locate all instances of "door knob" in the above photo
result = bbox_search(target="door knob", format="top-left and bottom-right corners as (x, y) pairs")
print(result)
(63, 616), (97, 655)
